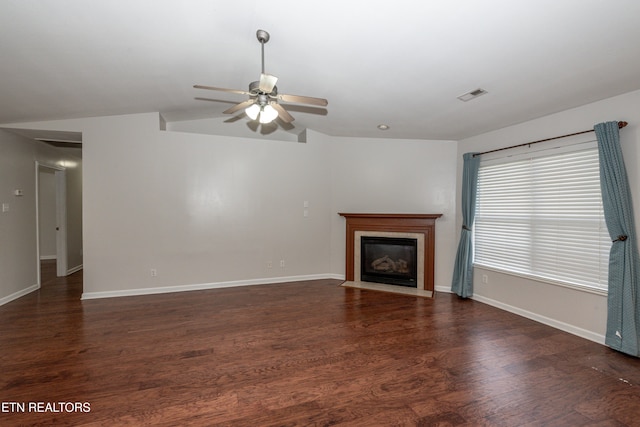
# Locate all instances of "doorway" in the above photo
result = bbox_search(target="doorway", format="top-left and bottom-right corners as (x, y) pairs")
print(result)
(36, 163), (67, 285)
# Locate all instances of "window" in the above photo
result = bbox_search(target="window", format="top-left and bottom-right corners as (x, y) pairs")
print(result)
(473, 143), (610, 292)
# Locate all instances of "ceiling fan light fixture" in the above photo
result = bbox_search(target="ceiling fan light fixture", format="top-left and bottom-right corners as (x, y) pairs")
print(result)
(259, 104), (279, 124)
(245, 103), (260, 120)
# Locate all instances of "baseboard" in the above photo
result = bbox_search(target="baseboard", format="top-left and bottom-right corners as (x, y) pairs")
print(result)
(471, 293), (606, 345)
(67, 264), (83, 275)
(40, 255), (56, 260)
(81, 273), (343, 300)
(0, 284), (39, 307)
(435, 285), (452, 294)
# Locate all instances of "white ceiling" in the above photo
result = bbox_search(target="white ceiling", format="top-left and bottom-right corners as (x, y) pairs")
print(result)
(1, 0), (640, 140)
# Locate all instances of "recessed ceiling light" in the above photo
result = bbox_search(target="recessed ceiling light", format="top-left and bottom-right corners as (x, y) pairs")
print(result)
(457, 88), (488, 102)
(377, 124), (390, 130)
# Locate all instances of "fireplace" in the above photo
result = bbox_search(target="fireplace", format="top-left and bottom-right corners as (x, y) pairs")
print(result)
(360, 236), (418, 287)
(339, 213), (442, 294)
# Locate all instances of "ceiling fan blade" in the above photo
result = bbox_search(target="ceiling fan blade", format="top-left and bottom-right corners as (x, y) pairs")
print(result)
(193, 84), (250, 96)
(195, 97), (225, 102)
(259, 73), (278, 93)
(223, 99), (255, 115)
(270, 102), (294, 123)
(277, 93), (328, 107)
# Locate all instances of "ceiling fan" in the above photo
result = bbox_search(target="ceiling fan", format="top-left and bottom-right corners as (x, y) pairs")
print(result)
(194, 29), (328, 125)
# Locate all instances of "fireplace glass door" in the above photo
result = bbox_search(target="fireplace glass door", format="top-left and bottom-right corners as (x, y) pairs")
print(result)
(360, 237), (418, 287)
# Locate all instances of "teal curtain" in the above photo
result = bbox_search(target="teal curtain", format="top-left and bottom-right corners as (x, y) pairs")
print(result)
(595, 121), (640, 357)
(451, 152), (480, 298)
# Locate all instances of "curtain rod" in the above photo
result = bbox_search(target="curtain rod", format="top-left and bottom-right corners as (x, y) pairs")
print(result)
(473, 121), (628, 157)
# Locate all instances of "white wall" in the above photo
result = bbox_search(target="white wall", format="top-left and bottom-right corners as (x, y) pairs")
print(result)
(0, 131), (39, 302)
(3, 113), (459, 299)
(457, 89), (640, 343)
(35, 113), (335, 296)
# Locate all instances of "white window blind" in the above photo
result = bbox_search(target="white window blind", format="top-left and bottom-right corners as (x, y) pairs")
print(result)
(474, 145), (611, 292)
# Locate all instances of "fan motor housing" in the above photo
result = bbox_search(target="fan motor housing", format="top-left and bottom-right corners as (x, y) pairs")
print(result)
(249, 81), (277, 96)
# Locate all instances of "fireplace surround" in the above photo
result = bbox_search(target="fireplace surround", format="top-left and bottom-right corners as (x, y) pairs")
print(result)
(339, 213), (442, 293)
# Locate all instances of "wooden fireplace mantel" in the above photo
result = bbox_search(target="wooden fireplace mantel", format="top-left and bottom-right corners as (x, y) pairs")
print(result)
(339, 213), (442, 292)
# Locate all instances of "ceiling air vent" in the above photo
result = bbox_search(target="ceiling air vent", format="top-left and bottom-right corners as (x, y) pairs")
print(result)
(457, 88), (488, 102)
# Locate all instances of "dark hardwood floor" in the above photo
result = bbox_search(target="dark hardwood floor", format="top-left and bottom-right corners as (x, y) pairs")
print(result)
(1, 265), (639, 426)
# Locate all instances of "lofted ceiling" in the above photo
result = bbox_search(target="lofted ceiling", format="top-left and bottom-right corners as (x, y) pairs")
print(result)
(1, 0), (640, 141)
